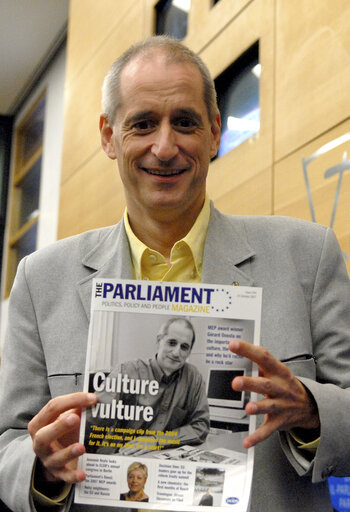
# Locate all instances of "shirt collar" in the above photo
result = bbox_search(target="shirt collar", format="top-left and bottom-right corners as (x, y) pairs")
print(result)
(151, 356), (183, 384)
(124, 196), (210, 280)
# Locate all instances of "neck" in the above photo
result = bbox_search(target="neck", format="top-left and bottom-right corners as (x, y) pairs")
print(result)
(127, 200), (204, 259)
(128, 490), (146, 501)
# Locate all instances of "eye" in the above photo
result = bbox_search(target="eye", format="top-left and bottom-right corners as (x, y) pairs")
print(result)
(173, 117), (197, 131)
(133, 119), (156, 133)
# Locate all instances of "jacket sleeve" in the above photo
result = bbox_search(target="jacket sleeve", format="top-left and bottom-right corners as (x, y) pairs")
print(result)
(0, 257), (52, 511)
(280, 227), (350, 482)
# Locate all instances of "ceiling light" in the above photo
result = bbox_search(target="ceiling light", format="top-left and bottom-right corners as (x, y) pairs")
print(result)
(251, 64), (261, 78)
(227, 116), (260, 132)
(172, 0), (191, 12)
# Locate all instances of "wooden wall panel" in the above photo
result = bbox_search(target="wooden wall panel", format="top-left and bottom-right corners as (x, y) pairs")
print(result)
(61, 2), (144, 185)
(187, 0), (253, 53)
(144, 0), (252, 53)
(65, 0), (135, 86)
(59, 1), (144, 239)
(212, 166), (272, 216)
(58, 150), (125, 238)
(274, 119), (350, 273)
(203, 0), (274, 214)
(275, 0), (350, 161)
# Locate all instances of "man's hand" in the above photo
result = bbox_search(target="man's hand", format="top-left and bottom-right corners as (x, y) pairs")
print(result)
(28, 392), (97, 484)
(229, 340), (320, 449)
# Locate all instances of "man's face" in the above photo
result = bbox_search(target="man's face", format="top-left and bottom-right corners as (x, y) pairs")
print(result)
(157, 320), (193, 376)
(100, 52), (221, 221)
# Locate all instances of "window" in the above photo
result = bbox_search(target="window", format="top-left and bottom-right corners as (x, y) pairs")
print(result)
(0, 116), (13, 287)
(155, 0), (191, 40)
(4, 92), (45, 297)
(215, 42), (260, 158)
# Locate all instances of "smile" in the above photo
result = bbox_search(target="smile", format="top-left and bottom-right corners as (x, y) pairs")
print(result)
(141, 167), (187, 176)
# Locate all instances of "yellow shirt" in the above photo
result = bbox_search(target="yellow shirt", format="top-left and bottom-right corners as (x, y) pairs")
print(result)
(124, 196), (210, 282)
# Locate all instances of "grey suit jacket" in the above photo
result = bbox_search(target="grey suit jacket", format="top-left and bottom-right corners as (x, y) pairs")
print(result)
(1, 204), (350, 512)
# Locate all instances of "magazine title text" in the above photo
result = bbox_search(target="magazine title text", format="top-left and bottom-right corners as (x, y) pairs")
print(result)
(97, 282), (214, 304)
(91, 371), (159, 421)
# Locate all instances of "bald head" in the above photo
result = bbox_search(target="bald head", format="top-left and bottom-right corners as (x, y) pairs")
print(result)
(102, 35), (218, 124)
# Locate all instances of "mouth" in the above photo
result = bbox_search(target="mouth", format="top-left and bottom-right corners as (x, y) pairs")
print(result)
(168, 356), (181, 363)
(141, 167), (188, 177)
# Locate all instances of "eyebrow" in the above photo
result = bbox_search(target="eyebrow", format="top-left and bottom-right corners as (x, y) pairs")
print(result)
(125, 108), (204, 127)
(172, 108), (203, 126)
(124, 111), (155, 126)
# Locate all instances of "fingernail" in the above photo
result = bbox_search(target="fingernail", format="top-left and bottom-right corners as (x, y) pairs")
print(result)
(234, 378), (243, 390)
(66, 414), (76, 426)
(87, 393), (96, 403)
(250, 403), (258, 413)
(72, 445), (84, 456)
(230, 340), (239, 351)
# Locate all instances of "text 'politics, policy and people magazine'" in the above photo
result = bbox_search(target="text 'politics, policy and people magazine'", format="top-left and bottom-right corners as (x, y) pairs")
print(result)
(76, 279), (262, 511)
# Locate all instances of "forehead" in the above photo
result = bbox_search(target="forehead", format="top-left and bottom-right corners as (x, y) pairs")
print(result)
(129, 468), (144, 476)
(118, 53), (206, 117)
(164, 321), (193, 341)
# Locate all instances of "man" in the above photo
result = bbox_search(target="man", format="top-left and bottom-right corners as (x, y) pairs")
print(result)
(0, 35), (349, 512)
(88, 317), (209, 455)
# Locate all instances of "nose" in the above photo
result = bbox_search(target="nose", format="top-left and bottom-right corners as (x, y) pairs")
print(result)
(171, 344), (181, 358)
(151, 121), (179, 162)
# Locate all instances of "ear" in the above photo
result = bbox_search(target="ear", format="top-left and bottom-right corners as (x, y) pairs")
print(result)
(209, 111), (221, 158)
(100, 114), (117, 160)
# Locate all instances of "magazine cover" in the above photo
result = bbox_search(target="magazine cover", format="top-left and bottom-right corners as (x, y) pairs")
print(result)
(76, 279), (262, 511)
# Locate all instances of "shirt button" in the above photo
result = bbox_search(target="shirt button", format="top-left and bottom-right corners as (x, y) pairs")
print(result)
(149, 254), (157, 263)
(191, 269), (197, 278)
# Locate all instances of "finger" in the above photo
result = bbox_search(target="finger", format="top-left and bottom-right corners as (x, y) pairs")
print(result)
(28, 393), (97, 436)
(37, 440), (87, 484)
(245, 398), (283, 417)
(44, 442), (85, 471)
(60, 468), (86, 484)
(229, 340), (283, 374)
(232, 375), (287, 398)
(46, 464), (87, 484)
(243, 418), (281, 449)
(31, 412), (81, 458)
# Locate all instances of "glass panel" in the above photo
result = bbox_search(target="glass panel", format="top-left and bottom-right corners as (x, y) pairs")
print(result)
(20, 95), (45, 164)
(215, 43), (260, 158)
(5, 93), (44, 297)
(18, 156), (41, 227)
(156, 0), (190, 40)
(14, 221), (38, 265)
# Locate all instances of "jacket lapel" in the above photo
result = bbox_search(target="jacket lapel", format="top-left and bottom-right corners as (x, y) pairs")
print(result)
(77, 220), (133, 320)
(202, 204), (255, 286)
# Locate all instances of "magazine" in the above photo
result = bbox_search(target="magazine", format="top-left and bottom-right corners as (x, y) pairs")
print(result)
(76, 279), (262, 511)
